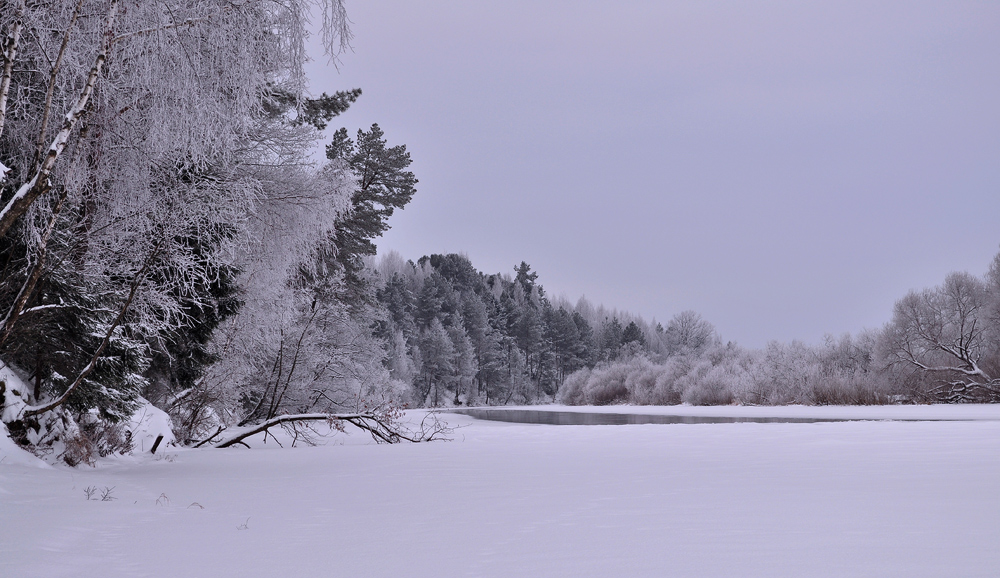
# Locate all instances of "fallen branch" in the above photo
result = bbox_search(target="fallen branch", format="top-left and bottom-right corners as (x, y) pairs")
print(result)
(209, 411), (450, 449)
(929, 379), (1000, 404)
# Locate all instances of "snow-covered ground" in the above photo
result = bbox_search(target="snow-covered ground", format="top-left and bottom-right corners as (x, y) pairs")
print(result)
(3, 406), (1000, 578)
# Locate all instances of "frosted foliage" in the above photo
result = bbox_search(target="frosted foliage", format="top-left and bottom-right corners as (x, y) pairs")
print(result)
(558, 337), (885, 407)
(238, 160), (354, 301)
(0, 0), (367, 445)
(186, 290), (405, 444)
(387, 330), (418, 385)
(665, 310), (718, 355)
(185, 159), (382, 436)
(374, 250), (414, 283)
(0, 0), (350, 331)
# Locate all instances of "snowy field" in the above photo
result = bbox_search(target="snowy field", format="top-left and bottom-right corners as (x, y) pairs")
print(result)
(3, 405), (1000, 578)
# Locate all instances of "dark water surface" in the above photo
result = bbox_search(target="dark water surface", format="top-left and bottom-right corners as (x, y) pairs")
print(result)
(450, 408), (855, 425)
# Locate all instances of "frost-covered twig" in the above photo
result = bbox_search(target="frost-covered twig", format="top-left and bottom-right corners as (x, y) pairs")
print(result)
(0, 0), (26, 140)
(0, 1), (119, 239)
(33, 0), (86, 164)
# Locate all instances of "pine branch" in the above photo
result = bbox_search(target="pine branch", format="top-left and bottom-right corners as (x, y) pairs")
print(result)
(0, 188), (69, 347)
(21, 239), (158, 419)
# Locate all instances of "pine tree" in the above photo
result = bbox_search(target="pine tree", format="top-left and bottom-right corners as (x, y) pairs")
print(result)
(419, 318), (455, 406)
(601, 317), (624, 360)
(622, 321), (646, 347)
(324, 124), (417, 304)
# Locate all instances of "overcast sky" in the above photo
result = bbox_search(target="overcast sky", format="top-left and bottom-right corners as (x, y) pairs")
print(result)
(306, 0), (1000, 348)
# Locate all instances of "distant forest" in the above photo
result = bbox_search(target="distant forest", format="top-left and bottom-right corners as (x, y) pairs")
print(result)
(369, 250), (1000, 409)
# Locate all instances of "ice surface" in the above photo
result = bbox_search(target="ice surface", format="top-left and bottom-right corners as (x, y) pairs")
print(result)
(2, 407), (999, 577)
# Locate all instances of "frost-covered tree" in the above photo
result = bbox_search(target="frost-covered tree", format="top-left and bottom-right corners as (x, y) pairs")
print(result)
(880, 270), (1000, 402)
(368, 253), (671, 406)
(0, 0), (444, 458)
(664, 310), (717, 356)
(419, 318), (455, 407)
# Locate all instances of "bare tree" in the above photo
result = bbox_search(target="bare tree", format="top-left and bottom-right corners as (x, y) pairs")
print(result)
(664, 310), (718, 356)
(881, 271), (1000, 402)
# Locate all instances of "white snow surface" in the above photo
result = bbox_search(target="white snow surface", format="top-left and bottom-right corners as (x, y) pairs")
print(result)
(3, 406), (1000, 577)
(0, 362), (29, 425)
(125, 399), (177, 454)
(0, 423), (48, 469)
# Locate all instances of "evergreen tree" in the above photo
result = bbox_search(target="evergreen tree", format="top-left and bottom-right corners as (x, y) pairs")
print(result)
(622, 321), (646, 347)
(325, 124), (417, 303)
(546, 306), (586, 385)
(514, 261), (541, 297)
(419, 318), (455, 406)
(572, 311), (596, 366)
(601, 317), (624, 360)
(376, 272), (417, 340)
(262, 87), (363, 130)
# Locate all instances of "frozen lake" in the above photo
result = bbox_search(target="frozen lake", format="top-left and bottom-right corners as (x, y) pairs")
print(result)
(451, 406), (1000, 425)
(456, 408), (863, 425)
(3, 405), (1000, 577)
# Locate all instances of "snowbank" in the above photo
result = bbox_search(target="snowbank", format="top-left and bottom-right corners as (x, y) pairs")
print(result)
(0, 422), (49, 468)
(125, 399), (177, 454)
(0, 361), (29, 424)
(0, 363), (48, 468)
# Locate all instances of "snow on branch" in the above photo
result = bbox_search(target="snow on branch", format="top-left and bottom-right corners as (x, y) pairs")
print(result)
(206, 411), (451, 449)
(0, 1), (119, 239)
(19, 241), (159, 420)
(0, 0), (26, 140)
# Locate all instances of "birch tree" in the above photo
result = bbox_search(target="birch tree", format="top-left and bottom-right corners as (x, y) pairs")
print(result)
(0, 0), (374, 455)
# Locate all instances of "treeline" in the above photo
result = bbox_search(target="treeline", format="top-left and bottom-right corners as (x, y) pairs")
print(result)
(370, 253), (685, 406)
(370, 249), (1000, 408)
(366, 252), (875, 407)
(557, 253), (1000, 406)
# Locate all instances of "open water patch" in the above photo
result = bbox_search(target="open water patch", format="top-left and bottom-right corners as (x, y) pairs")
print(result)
(450, 408), (856, 425)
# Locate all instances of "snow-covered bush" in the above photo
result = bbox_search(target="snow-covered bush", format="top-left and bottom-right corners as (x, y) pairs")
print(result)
(556, 368), (591, 405)
(583, 361), (635, 405)
(556, 337), (889, 408)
